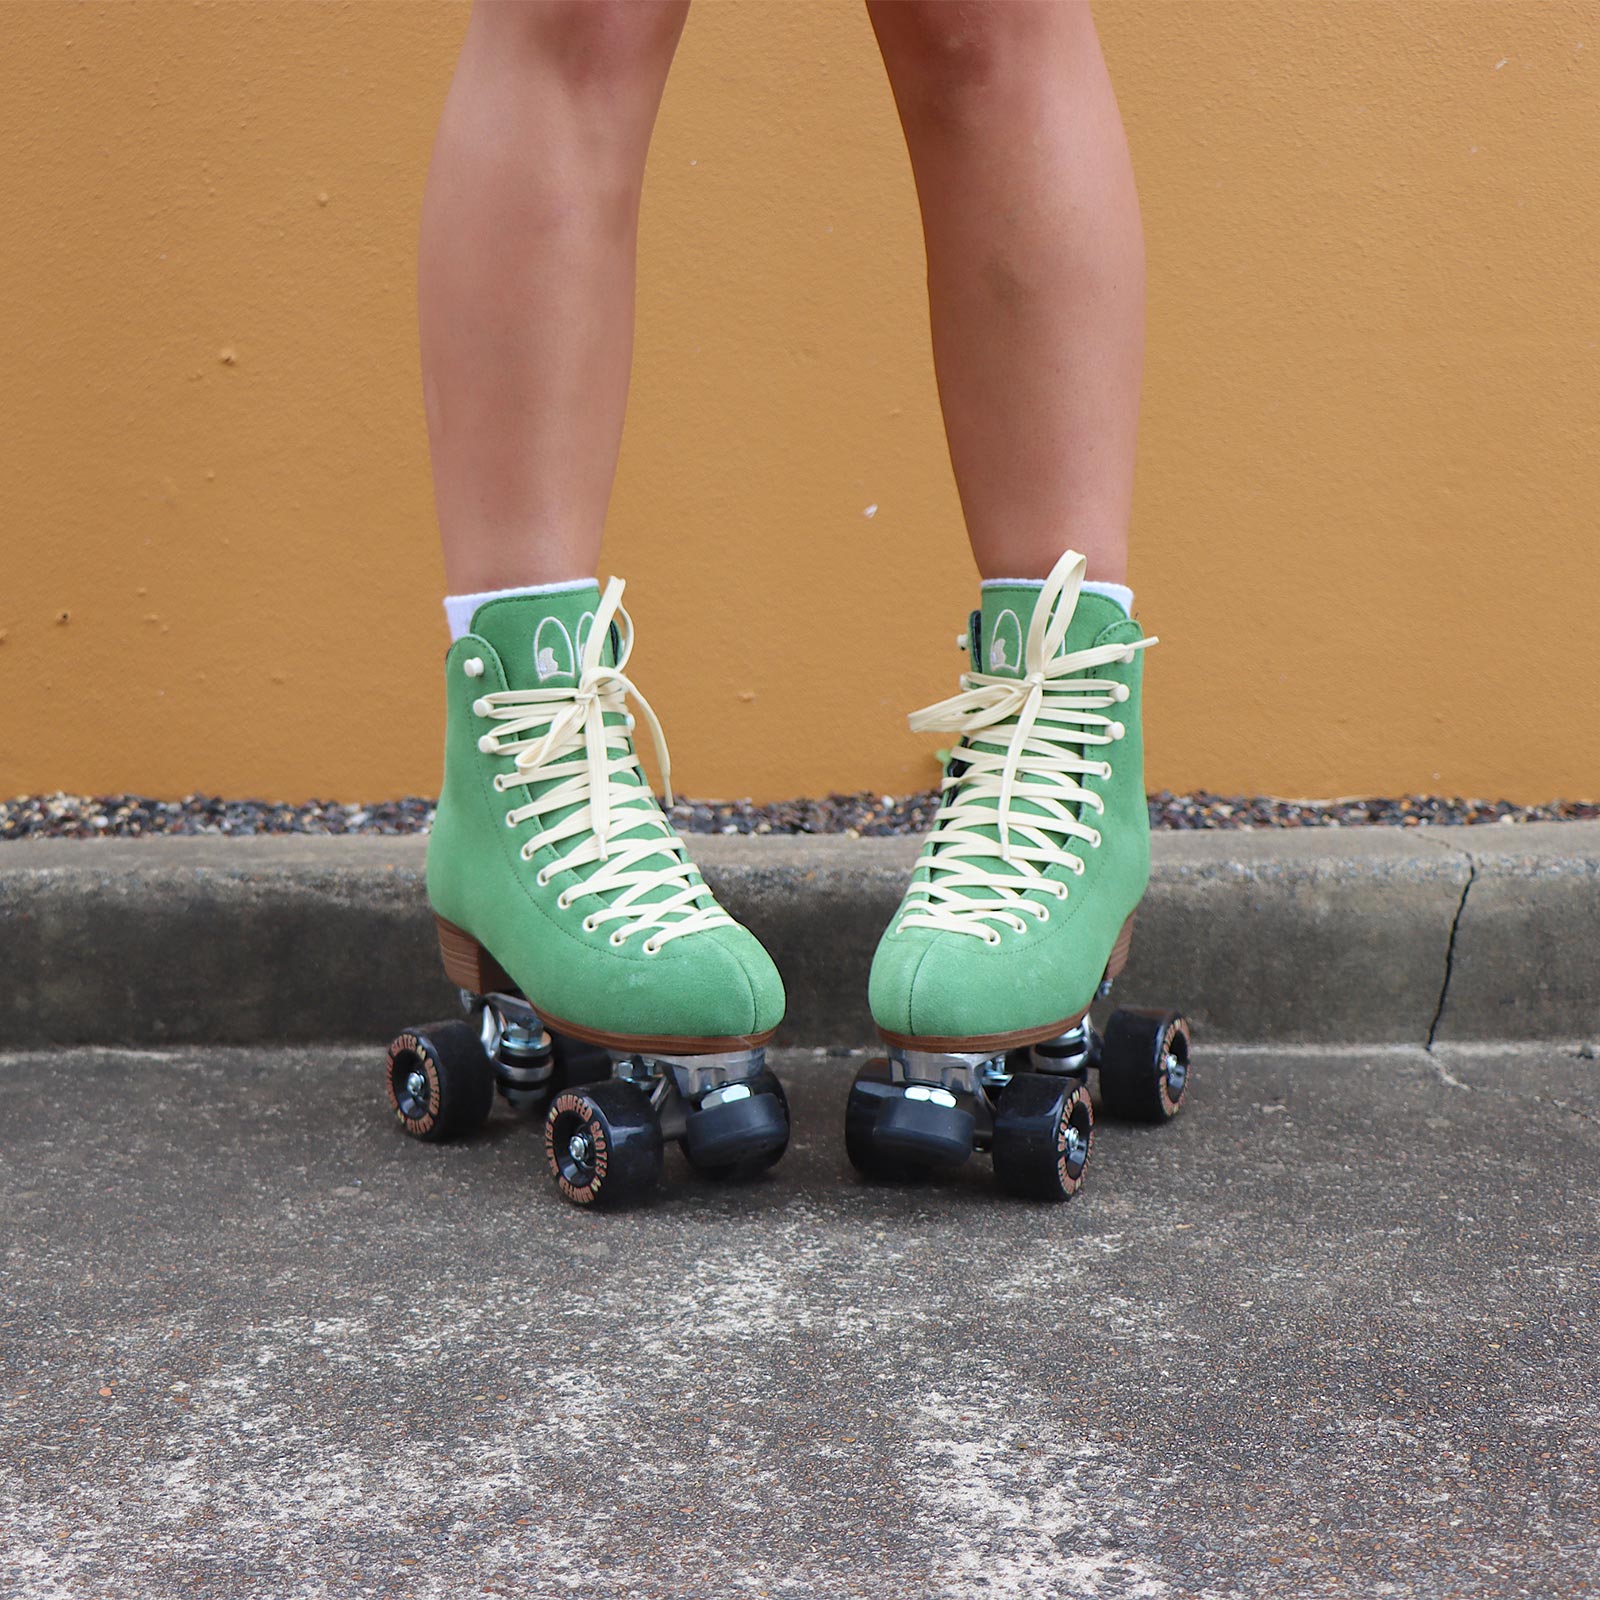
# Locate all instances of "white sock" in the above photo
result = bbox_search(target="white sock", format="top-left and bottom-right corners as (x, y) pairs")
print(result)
(442, 577), (595, 643)
(982, 577), (1135, 616)
(1080, 580), (1134, 616)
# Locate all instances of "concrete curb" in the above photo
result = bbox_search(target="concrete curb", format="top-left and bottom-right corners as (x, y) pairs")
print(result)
(1, 824), (1595, 1046)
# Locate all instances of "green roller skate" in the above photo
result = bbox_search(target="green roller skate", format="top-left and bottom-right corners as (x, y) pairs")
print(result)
(848, 548), (1193, 1201)
(384, 577), (788, 1207)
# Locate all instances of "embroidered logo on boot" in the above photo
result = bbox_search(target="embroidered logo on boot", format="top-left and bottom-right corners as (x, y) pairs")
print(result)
(989, 609), (1023, 673)
(533, 617), (574, 683)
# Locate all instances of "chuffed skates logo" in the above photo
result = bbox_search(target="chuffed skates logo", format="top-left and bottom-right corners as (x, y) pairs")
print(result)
(532, 612), (595, 683)
(988, 609), (1023, 674)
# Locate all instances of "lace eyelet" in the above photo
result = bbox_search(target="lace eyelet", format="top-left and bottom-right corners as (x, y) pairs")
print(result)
(1035, 906), (1050, 924)
(581, 917), (598, 933)
(985, 932), (1000, 946)
(556, 894), (572, 911)
(642, 940), (660, 956)
(1114, 684), (1130, 703)
(535, 869), (551, 886)
(1110, 722), (1126, 741)
(477, 735), (495, 755)
(520, 844), (534, 861)
(504, 814), (516, 829)
(463, 658), (484, 679)
(471, 698), (490, 718)
(609, 932), (626, 948)
(1089, 831), (1102, 848)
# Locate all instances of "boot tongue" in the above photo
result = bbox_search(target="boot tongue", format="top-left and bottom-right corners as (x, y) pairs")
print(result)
(935, 577), (1131, 896)
(973, 580), (1127, 676)
(467, 581), (692, 911)
(976, 582), (1042, 678)
(469, 583), (605, 691)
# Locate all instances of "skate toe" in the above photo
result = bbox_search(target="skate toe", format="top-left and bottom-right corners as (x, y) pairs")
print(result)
(689, 921), (786, 1038)
(547, 922), (783, 1043)
(869, 924), (1100, 1043)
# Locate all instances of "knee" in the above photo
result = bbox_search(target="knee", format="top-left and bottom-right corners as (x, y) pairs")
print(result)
(869, 1), (1086, 108)
(471, 0), (687, 90)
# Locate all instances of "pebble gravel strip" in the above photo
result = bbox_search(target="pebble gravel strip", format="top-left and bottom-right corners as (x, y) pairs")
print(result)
(2, 789), (1595, 841)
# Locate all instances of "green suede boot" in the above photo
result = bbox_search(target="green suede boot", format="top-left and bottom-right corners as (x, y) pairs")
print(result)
(846, 549), (1192, 1202)
(387, 577), (789, 1207)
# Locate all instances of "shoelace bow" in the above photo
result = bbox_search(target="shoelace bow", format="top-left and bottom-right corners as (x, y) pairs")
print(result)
(470, 577), (731, 953)
(897, 550), (1156, 942)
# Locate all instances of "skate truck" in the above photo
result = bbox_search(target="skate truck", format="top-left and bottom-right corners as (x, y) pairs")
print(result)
(846, 923), (1191, 1201)
(384, 921), (788, 1208)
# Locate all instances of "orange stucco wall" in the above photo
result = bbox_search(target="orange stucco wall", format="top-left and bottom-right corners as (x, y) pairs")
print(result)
(3, 1), (1597, 803)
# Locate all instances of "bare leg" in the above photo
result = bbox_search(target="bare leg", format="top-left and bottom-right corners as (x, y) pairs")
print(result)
(419, 0), (689, 594)
(868, 0), (1144, 583)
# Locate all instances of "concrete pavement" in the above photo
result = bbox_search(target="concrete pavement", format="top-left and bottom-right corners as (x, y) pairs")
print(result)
(3, 1041), (1597, 1598)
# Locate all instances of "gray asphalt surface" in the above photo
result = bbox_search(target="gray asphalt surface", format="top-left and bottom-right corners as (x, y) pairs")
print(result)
(2, 1041), (1597, 1599)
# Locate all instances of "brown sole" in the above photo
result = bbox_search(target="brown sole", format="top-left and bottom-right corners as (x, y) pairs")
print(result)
(876, 911), (1137, 1053)
(434, 915), (779, 1056)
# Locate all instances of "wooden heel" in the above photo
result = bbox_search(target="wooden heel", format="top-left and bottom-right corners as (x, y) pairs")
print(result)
(1103, 912), (1136, 982)
(435, 916), (514, 994)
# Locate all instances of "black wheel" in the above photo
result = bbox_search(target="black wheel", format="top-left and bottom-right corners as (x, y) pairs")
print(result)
(1098, 1009), (1191, 1123)
(548, 1029), (614, 1090)
(543, 1079), (663, 1206)
(385, 1021), (495, 1143)
(682, 1070), (790, 1180)
(845, 1058), (974, 1180)
(991, 1074), (1094, 1201)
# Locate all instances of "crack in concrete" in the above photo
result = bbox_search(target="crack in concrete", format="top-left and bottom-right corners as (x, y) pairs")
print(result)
(1410, 835), (1600, 1132)
(1426, 854), (1476, 1050)
(1425, 1051), (1600, 1130)
(1418, 832), (1477, 1052)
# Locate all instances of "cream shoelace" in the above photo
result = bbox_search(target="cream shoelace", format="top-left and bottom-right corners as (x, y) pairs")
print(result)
(895, 550), (1155, 945)
(469, 577), (732, 955)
